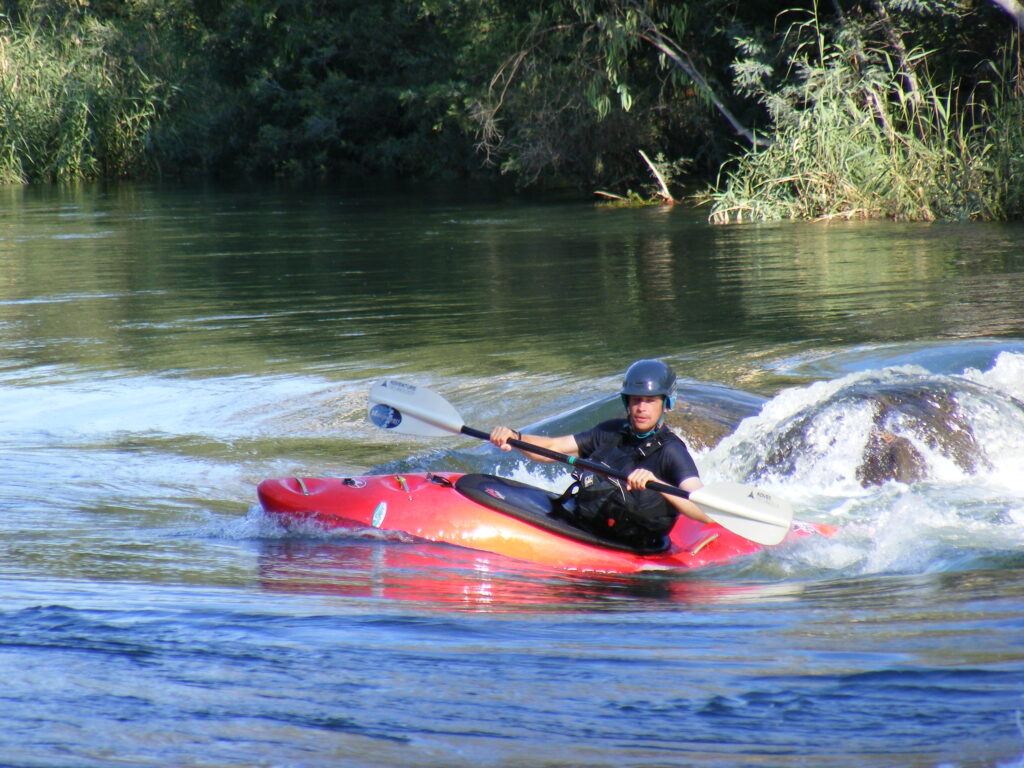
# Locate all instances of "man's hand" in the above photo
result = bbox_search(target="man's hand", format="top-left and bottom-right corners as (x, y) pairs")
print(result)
(489, 426), (519, 451)
(625, 467), (658, 492)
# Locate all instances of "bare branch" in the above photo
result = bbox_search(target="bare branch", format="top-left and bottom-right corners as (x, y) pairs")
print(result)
(636, 23), (771, 148)
(871, 0), (921, 104)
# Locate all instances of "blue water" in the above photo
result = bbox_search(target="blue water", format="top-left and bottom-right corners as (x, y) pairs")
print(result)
(1, 570), (1021, 767)
(0, 183), (1023, 767)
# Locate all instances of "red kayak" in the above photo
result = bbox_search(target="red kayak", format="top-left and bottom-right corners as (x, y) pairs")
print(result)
(257, 471), (832, 574)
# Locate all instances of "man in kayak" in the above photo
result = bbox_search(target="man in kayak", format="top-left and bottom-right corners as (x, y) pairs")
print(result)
(490, 359), (709, 548)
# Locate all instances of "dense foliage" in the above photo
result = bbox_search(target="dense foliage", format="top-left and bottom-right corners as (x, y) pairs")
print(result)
(0, 0), (1021, 219)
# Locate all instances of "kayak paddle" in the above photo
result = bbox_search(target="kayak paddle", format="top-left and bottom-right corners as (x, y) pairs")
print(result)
(368, 380), (794, 546)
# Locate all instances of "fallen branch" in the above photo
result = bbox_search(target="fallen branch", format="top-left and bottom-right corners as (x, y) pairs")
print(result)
(639, 149), (676, 203)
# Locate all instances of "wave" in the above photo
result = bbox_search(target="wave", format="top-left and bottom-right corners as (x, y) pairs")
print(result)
(703, 351), (1024, 576)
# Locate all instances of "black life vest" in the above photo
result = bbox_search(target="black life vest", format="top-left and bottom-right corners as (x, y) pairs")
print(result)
(558, 426), (677, 548)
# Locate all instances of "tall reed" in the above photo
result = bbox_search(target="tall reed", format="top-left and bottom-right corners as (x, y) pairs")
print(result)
(706, 38), (1024, 223)
(0, 17), (159, 184)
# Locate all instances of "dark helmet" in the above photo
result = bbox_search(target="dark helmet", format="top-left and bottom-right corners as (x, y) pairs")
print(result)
(619, 359), (676, 410)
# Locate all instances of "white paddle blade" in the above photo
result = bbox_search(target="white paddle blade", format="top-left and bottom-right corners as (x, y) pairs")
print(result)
(690, 482), (794, 546)
(368, 380), (465, 437)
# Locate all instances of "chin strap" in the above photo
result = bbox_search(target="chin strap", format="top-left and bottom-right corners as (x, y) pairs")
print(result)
(628, 414), (665, 440)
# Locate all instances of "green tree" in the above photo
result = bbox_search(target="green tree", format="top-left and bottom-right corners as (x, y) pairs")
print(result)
(163, 0), (486, 179)
(469, 0), (735, 192)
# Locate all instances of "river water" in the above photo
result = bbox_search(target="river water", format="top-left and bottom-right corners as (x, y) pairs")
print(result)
(1, 181), (1023, 767)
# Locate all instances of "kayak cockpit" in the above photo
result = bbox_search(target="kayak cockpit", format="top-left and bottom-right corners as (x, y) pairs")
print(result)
(453, 473), (670, 555)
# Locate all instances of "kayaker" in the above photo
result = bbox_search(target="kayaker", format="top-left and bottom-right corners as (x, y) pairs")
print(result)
(490, 359), (708, 548)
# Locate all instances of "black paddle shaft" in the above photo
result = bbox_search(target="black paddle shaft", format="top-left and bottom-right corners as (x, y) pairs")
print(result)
(459, 425), (691, 500)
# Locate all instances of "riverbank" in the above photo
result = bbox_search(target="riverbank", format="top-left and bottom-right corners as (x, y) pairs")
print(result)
(1, 2), (1022, 221)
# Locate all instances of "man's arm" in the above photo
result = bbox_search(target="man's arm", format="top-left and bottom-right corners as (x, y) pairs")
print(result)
(489, 426), (579, 461)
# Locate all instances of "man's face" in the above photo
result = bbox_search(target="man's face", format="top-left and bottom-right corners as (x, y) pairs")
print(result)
(627, 395), (665, 433)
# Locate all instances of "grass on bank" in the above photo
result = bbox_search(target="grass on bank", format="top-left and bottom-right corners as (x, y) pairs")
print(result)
(704, 42), (1024, 224)
(0, 18), (159, 184)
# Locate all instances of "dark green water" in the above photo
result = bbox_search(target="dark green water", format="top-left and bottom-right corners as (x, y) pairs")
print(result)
(1, 181), (1023, 767)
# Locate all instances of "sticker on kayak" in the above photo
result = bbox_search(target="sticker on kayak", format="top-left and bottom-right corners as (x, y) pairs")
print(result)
(372, 501), (387, 528)
(369, 404), (402, 430)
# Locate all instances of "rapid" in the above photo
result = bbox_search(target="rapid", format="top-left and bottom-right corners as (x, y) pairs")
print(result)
(0, 182), (1022, 767)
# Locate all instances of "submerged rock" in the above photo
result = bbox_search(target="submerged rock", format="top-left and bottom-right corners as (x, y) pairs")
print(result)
(664, 408), (734, 451)
(665, 382), (767, 451)
(755, 379), (995, 487)
(856, 431), (927, 486)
